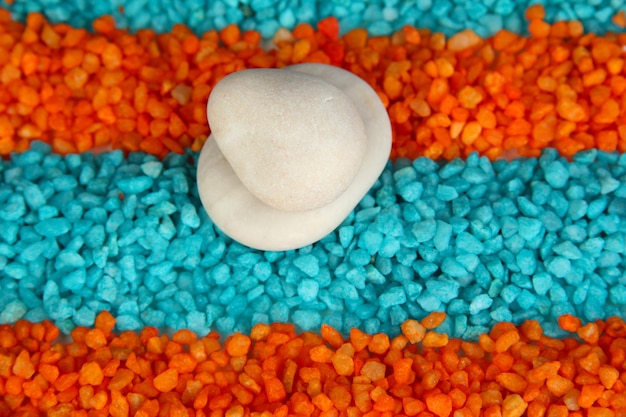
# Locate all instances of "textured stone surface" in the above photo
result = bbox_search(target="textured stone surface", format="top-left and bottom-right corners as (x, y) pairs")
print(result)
(208, 69), (367, 212)
(197, 64), (392, 251)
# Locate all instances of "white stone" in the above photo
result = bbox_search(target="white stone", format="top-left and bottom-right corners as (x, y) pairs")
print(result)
(197, 64), (392, 251)
(207, 69), (367, 212)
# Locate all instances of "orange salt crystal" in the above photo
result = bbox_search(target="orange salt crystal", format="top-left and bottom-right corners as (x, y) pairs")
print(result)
(579, 384), (605, 408)
(495, 329), (520, 353)
(392, 358), (414, 385)
(529, 19), (551, 38)
(447, 29), (482, 51)
(613, 11), (626, 27)
(401, 319), (426, 344)
(78, 362), (104, 386)
(426, 393), (453, 417)
(321, 324), (344, 349)
(547, 375), (575, 397)
(423, 332), (449, 348)
(496, 373), (528, 394)
(421, 312), (447, 329)
(12, 350), (36, 379)
(525, 4), (546, 20)
(458, 86), (483, 109)
(332, 351), (355, 376)
(153, 368), (178, 393)
(350, 328), (372, 352)
(369, 333), (390, 355)
(310, 345), (334, 363)
(578, 323), (601, 344)
(502, 394), (528, 417)
(361, 360), (387, 382)
(598, 365), (619, 389)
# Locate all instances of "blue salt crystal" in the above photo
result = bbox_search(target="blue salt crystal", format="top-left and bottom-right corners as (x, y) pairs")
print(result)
(398, 182), (423, 204)
(180, 203), (200, 228)
(355, 207), (380, 223)
(452, 196), (471, 218)
(597, 251), (621, 268)
(379, 286), (406, 308)
(226, 295), (247, 318)
(597, 214), (619, 234)
(517, 196), (540, 217)
(297, 279), (319, 302)
(436, 185), (458, 201)
(600, 176), (620, 195)
(518, 217), (543, 241)
(540, 211), (563, 233)
(23, 184), (46, 210)
(413, 219), (437, 243)
(413, 157), (438, 173)
(0, 300), (27, 323)
(52, 175), (77, 191)
(532, 272), (553, 296)
(33, 218), (71, 238)
(330, 280), (358, 300)
(490, 306), (512, 322)
(425, 276), (460, 303)
(609, 285), (626, 304)
(488, 279), (504, 298)
(140, 309), (165, 328)
(547, 256), (571, 278)
(365, 264), (386, 285)
(552, 241), (582, 259)
(346, 268), (366, 289)
(37, 205), (59, 221)
(269, 302), (290, 323)
(292, 310), (321, 331)
(389, 305), (408, 327)
(457, 254), (479, 272)
(549, 284), (568, 303)
(175, 291), (197, 312)
(379, 236), (400, 258)
(605, 234), (624, 253)
(212, 264), (231, 286)
(358, 230), (383, 255)
(141, 161), (163, 178)
(415, 200), (435, 219)
(530, 182), (551, 206)
(148, 201), (177, 217)
(500, 284), (522, 304)
(105, 210), (125, 233)
(348, 249), (371, 267)
(587, 197), (608, 219)
(62, 269), (86, 292)
(516, 290), (537, 310)
(581, 237), (605, 256)
(441, 258), (467, 277)
(55, 251), (85, 271)
(562, 224), (586, 243)
(5, 262), (27, 279)
(456, 232), (484, 254)
(416, 291), (442, 312)
(438, 158), (465, 179)
(338, 226), (354, 248)
(72, 306), (95, 327)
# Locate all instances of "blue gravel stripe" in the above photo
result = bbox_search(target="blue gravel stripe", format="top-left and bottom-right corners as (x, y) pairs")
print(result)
(1, 142), (626, 339)
(1, 0), (625, 39)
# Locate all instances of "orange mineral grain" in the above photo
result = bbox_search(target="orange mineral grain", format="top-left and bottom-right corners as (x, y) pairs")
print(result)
(0, 6), (623, 161)
(2, 313), (626, 416)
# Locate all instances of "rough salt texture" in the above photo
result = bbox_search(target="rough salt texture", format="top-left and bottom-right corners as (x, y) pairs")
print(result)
(1, 143), (626, 339)
(1, 0), (624, 38)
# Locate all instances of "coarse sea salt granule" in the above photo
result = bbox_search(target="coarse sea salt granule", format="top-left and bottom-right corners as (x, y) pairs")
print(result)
(2, 143), (626, 338)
